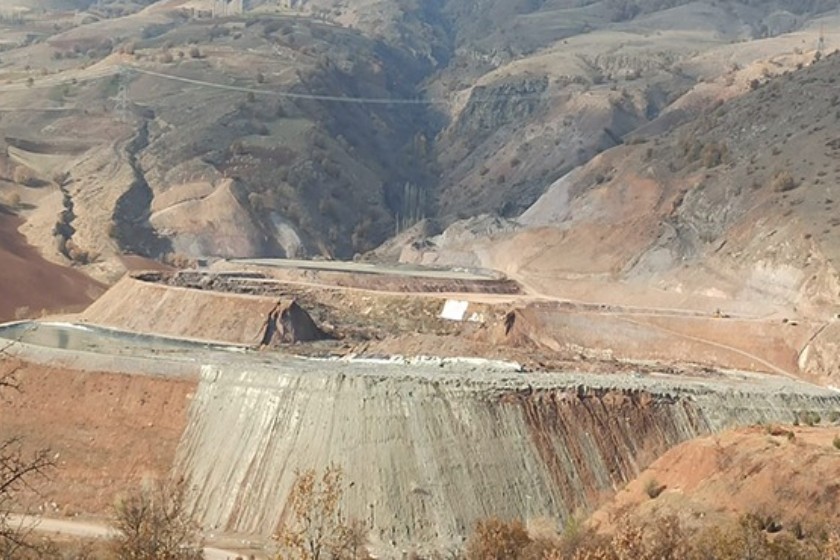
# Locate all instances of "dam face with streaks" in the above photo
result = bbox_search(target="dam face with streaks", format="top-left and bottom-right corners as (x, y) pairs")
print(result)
(2, 321), (840, 553)
(174, 359), (840, 551)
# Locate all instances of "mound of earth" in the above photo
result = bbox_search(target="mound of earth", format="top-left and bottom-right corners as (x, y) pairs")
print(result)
(0, 208), (103, 321)
(0, 357), (194, 516)
(590, 424), (840, 536)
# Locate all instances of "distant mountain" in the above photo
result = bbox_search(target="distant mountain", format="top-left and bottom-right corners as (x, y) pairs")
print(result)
(402, 49), (840, 321)
(0, 0), (838, 281)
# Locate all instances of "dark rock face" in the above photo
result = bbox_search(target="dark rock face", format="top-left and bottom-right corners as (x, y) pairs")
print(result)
(260, 300), (327, 346)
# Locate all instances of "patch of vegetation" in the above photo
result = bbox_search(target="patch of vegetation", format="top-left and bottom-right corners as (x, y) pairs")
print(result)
(771, 170), (798, 192)
(141, 23), (173, 40)
(466, 518), (532, 560)
(677, 136), (728, 169)
(464, 510), (840, 560)
(765, 425), (795, 441)
(798, 410), (822, 427)
(701, 141), (729, 168)
(274, 465), (369, 560)
(645, 477), (665, 499)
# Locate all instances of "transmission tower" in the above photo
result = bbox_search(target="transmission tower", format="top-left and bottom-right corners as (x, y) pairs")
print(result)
(818, 24), (826, 55)
(114, 68), (130, 122)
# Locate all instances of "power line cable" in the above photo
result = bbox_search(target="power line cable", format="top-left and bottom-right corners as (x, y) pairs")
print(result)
(0, 62), (561, 110)
(127, 65), (560, 105)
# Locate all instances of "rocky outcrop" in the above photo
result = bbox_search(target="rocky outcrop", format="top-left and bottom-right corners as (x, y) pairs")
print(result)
(174, 361), (840, 553)
(258, 300), (327, 346)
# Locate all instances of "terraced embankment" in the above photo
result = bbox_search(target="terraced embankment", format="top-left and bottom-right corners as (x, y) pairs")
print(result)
(2, 321), (840, 555)
(81, 275), (276, 346)
(175, 360), (840, 553)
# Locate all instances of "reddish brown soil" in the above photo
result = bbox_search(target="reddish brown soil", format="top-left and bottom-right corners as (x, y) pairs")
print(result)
(0, 357), (195, 516)
(119, 254), (174, 273)
(0, 210), (105, 321)
(590, 425), (840, 533)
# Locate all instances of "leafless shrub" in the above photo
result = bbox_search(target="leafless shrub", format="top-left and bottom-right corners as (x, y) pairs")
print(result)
(111, 477), (204, 560)
(0, 348), (56, 559)
(771, 170), (797, 192)
(64, 240), (98, 265)
(466, 518), (530, 560)
(644, 478), (665, 499)
(466, 511), (840, 560)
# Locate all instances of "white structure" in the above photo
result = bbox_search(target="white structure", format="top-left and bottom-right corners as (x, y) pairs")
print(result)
(439, 300), (469, 322)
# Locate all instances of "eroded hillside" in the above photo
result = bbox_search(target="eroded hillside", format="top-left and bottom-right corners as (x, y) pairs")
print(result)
(591, 424), (840, 537)
(1, 0), (839, 282)
(0, 7), (442, 282)
(407, 48), (840, 321)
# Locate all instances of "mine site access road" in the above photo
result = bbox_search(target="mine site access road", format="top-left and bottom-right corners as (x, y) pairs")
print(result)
(7, 515), (247, 560)
(229, 258), (497, 280)
(225, 258), (806, 377)
(229, 258), (767, 319)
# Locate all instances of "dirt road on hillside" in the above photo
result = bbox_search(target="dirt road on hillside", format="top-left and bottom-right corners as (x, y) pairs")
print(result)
(9, 515), (252, 560)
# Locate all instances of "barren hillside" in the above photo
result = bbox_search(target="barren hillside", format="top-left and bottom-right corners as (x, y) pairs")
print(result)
(1, 0), (839, 281)
(408, 49), (840, 321)
(0, 207), (103, 320)
(591, 424), (840, 537)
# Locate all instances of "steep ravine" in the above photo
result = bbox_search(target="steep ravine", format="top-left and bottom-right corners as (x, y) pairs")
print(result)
(112, 121), (172, 258)
(174, 362), (840, 552)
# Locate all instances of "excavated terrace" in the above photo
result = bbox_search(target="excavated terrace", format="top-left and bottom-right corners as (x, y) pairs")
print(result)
(2, 320), (839, 554)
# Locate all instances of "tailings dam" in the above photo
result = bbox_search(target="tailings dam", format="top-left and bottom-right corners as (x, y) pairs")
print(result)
(1, 321), (839, 553)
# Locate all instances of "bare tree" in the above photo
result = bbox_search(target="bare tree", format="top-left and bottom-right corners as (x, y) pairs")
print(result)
(0, 349), (55, 559)
(0, 440), (53, 559)
(111, 477), (204, 560)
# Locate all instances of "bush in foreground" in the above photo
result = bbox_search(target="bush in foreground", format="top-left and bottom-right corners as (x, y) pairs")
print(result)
(465, 512), (840, 560)
(274, 465), (369, 560)
(111, 478), (204, 560)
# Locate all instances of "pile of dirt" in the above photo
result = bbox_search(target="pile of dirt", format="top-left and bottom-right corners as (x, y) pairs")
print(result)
(0, 209), (104, 322)
(81, 276), (296, 346)
(475, 301), (810, 379)
(176, 357), (840, 553)
(84, 273), (465, 349)
(590, 425), (840, 535)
